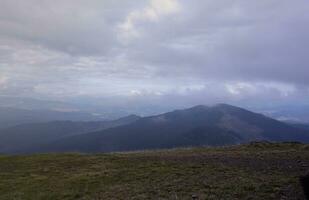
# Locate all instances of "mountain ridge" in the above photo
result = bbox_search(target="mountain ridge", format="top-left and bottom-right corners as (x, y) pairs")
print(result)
(0, 114), (141, 153)
(0, 106), (106, 130)
(27, 104), (309, 153)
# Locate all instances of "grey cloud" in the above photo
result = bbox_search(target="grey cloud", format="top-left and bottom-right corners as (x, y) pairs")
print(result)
(0, 0), (308, 109)
(125, 0), (309, 84)
(0, 0), (147, 55)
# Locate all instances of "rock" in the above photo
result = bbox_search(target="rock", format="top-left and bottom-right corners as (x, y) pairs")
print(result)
(300, 174), (309, 199)
(192, 194), (198, 200)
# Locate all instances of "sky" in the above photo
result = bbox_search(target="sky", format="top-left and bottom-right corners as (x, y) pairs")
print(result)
(0, 0), (309, 111)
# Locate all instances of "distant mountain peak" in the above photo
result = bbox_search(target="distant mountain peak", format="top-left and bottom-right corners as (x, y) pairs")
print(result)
(214, 103), (239, 109)
(188, 105), (209, 110)
(188, 103), (240, 111)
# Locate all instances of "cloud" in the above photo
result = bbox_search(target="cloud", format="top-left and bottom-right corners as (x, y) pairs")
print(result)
(0, 75), (7, 88)
(0, 0), (308, 109)
(118, 0), (181, 42)
(0, 0), (139, 55)
(122, 0), (309, 84)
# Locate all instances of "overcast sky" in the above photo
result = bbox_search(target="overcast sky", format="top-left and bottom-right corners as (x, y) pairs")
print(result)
(0, 0), (309, 109)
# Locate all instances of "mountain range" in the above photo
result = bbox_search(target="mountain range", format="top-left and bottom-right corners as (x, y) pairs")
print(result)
(1, 104), (308, 154)
(0, 115), (140, 153)
(0, 107), (106, 130)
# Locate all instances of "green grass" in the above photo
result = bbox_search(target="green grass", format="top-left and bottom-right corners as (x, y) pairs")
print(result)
(0, 142), (308, 200)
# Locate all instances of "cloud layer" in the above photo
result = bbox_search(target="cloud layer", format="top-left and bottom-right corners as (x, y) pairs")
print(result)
(0, 0), (309, 108)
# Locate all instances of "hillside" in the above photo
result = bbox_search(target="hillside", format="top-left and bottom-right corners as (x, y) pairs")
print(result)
(0, 142), (308, 200)
(291, 123), (309, 131)
(0, 115), (140, 153)
(36, 104), (309, 153)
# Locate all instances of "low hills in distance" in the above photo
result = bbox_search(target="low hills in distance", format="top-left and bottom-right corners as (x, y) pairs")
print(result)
(0, 115), (140, 153)
(0, 107), (105, 130)
(0, 104), (309, 154)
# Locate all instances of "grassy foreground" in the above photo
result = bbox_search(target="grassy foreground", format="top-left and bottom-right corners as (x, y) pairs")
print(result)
(0, 142), (308, 200)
